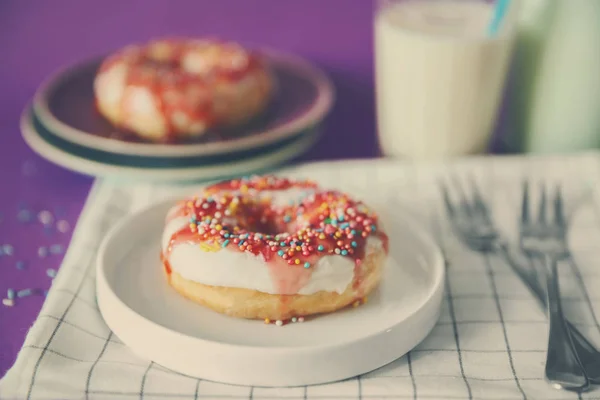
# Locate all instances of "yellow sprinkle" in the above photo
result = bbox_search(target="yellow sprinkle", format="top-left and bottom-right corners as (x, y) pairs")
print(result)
(215, 224), (222, 231)
(335, 232), (342, 238)
(296, 246), (301, 251)
(362, 297), (368, 304)
(199, 243), (221, 252)
(295, 259), (300, 265)
(264, 318), (270, 324)
(353, 301), (360, 308)
(241, 185), (249, 193)
(189, 223), (196, 230)
(319, 233), (326, 240)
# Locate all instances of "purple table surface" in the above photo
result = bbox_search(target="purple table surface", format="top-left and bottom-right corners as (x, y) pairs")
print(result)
(0, 0), (382, 377)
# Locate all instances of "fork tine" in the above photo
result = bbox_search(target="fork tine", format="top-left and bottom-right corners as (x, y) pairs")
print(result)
(554, 185), (565, 226)
(440, 180), (455, 217)
(452, 176), (473, 216)
(521, 180), (530, 224)
(539, 182), (547, 223)
(468, 174), (488, 218)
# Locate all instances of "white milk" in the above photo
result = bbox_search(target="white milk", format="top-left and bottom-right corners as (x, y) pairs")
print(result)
(375, 0), (517, 160)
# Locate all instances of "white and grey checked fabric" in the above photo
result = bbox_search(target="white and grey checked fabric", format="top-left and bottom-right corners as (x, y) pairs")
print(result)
(2, 154), (600, 400)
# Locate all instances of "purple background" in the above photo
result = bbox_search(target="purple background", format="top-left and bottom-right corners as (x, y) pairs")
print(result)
(0, 0), (385, 377)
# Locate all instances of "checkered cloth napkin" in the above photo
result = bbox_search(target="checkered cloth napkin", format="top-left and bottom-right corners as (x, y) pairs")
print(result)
(2, 154), (600, 400)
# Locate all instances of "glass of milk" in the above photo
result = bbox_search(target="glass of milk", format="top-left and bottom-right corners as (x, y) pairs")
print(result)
(375, 0), (519, 160)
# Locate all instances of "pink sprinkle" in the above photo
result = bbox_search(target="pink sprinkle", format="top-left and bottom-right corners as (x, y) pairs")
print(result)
(38, 211), (54, 225)
(57, 220), (70, 233)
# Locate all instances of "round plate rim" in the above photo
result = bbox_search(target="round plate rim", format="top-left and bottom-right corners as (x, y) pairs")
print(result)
(96, 196), (446, 353)
(20, 106), (319, 182)
(32, 48), (335, 157)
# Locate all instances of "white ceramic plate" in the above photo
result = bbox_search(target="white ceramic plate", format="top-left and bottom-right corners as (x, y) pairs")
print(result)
(21, 107), (319, 183)
(96, 198), (445, 387)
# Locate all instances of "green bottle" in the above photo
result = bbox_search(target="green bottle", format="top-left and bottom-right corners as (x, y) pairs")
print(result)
(503, 0), (600, 153)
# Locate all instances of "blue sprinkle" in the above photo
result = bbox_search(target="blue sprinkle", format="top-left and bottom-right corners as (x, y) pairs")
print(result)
(278, 250), (284, 256)
(46, 268), (57, 278)
(341, 250), (348, 256)
(190, 215), (197, 222)
(340, 223), (349, 229)
(283, 215), (291, 223)
(318, 245), (324, 251)
(224, 233), (230, 238)
(339, 215), (345, 221)
(50, 244), (64, 255)
(280, 242), (286, 246)
(331, 219), (338, 226)
(16, 261), (26, 270)
(17, 209), (33, 222)
(351, 241), (357, 248)
(222, 240), (230, 248)
(304, 262), (310, 269)
(17, 289), (33, 298)
(351, 230), (357, 235)
(7, 289), (15, 300)
(238, 240), (245, 246)
(371, 225), (377, 232)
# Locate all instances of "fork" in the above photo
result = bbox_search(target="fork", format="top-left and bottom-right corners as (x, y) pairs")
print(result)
(441, 177), (598, 390)
(520, 181), (589, 391)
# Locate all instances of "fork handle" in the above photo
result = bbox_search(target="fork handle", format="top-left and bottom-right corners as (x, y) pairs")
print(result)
(543, 255), (590, 391)
(498, 244), (600, 385)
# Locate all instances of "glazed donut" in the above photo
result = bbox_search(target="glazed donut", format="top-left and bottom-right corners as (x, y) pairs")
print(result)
(94, 38), (274, 142)
(161, 175), (389, 323)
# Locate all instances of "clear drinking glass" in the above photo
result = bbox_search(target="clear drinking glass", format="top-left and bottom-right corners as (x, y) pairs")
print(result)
(374, 0), (520, 160)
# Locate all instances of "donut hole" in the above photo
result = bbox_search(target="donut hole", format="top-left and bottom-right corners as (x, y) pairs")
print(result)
(225, 201), (300, 239)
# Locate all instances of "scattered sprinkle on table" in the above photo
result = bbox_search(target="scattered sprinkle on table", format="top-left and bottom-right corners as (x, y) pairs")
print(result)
(50, 244), (64, 255)
(7, 289), (15, 300)
(57, 220), (70, 233)
(38, 210), (54, 225)
(46, 268), (57, 278)
(17, 288), (33, 298)
(2, 244), (14, 256)
(15, 260), (26, 270)
(2, 298), (14, 307)
(17, 209), (33, 222)
(38, 246), (48, 258)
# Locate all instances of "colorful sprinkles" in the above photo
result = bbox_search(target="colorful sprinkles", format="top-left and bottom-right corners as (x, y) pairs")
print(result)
(166, 175), (387, 274)
(3, 205), (72, 308)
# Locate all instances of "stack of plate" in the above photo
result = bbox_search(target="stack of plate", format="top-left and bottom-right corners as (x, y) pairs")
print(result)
(21, 50), (334, 182)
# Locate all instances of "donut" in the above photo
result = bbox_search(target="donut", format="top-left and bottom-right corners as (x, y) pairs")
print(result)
(94, 38), (274, 142)
(161, 175), (389, 323)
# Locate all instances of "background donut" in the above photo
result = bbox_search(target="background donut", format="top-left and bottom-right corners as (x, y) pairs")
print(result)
(94, 38), (274, 142)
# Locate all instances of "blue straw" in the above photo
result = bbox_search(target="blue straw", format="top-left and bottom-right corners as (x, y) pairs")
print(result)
(488, 0), (511, 36)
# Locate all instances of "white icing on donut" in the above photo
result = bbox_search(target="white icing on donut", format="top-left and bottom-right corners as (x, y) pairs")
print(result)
(161, 212), (384, 295)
